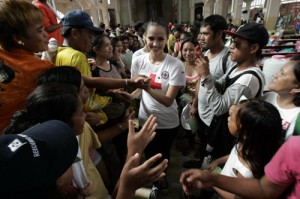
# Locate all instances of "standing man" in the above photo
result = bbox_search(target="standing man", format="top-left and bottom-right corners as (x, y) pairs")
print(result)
(183, 14), (236, 169)
(33, 0), (64, 45)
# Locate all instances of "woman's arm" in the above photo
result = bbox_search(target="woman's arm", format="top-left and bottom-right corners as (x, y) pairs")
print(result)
(145, 85), (182, 107)
(180, 169), (288, 199)
(82, 75), (148, 90)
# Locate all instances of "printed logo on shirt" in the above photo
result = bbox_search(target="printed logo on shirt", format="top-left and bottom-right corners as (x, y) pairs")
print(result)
(0, 62), (15, 84)
(161, 71), (169, 79)
(149, 73), (162, 89)
(282, 119), (291, 131)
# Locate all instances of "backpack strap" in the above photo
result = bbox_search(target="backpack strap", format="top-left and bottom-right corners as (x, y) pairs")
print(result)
(222, 49), (231, 74)
(224, 68), (262, 98)
(293, 113), (300, 135)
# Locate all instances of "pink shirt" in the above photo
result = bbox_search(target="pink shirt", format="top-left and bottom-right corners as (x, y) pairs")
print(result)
(265, 136), (300, 199)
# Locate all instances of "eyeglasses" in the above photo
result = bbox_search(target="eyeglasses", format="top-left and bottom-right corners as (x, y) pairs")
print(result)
(230, 38), (242, 48)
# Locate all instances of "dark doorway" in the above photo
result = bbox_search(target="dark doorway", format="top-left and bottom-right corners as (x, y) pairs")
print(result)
(108, 9), (117, 28)
(195, 3), (204, 22)
(146, 0), (162, 20)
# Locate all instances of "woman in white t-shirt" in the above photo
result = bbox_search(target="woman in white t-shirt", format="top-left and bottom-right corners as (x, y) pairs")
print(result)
(121, 21), (186, 191)
(263, 56), (300, 139)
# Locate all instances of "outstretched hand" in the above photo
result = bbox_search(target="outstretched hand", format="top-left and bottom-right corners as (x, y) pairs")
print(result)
(130, 75), (151, 89)
(127, 115), (157, 157)
(119, 153), (168, 193)
(180, 169), (215, 194)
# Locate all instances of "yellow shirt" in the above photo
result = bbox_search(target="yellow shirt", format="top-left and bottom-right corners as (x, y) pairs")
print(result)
(55, 47), (111, 125)
(79, 122), (108, 199)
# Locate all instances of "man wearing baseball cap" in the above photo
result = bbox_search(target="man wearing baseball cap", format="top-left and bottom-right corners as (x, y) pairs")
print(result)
(194, 22), (267, 172)
(0, 120), (78, 198)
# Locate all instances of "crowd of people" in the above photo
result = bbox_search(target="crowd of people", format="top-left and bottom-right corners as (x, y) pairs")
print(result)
(0, 0), (300, 199)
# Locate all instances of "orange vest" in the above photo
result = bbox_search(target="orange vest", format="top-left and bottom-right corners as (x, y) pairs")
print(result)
(0, 48), (53, 133)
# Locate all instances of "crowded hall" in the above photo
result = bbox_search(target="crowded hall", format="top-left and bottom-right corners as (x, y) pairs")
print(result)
(1, 0), (300, 198)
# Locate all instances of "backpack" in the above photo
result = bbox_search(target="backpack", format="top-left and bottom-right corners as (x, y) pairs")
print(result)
(222, 49), (231, 74)
(207, 65), (263, 159)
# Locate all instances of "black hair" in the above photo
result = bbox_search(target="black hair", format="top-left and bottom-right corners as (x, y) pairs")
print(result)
(236, 99), (284, 178)
(188, 25), (199, 40)
(4, 83), (79, 135)
(38, 66), (82, 91)
(201, 14), (228, 41)
(89, 33), (109, 58)
(111, 36), (122, 54)
(180, 31), (192, 42)
(119, 35), (129, 41)
(180, 37), (199, 62)
(291, 56), (300, 106)
(134, 21), (144, 32)
(145, 20), (169, 37)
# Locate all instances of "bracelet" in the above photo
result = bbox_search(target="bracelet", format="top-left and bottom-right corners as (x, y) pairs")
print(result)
(125, 78), (128, 87)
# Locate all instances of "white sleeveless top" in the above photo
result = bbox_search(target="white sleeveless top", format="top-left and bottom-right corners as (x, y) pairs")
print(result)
(221, 144), (254, 178)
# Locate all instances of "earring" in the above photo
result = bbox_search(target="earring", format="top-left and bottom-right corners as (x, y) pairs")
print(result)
(17, 41), (24, 46)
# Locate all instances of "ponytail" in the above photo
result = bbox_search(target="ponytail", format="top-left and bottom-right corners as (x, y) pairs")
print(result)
(3, 110), (31, 134)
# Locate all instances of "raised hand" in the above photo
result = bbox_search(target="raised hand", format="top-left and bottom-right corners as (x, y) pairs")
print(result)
(195, 55), (210, 78)
(127, 115), (157, 156)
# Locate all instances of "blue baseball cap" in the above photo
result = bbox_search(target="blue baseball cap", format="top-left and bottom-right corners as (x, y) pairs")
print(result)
(0, 120), (78, 197)
(62, 10), (102, 35)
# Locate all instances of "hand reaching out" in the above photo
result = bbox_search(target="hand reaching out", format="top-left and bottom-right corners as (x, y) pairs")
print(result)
(117, 153), (168, 198)
(180, 169), (215, 194)
(127, 115), (157, 157)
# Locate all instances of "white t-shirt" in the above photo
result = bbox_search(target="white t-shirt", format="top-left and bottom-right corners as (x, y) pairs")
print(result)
(263, 92), (300, 139)
(131, 53), (186, 129)
(221, 144), (254, 178)
(203, 46), (236, 79)
(132, 48), (148, 61)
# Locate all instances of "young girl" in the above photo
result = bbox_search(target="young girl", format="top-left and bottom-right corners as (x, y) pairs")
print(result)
(121, 21), (186, 192)
(187, 99), (284, 199)
(263, 56), (300, 139)
(181, 99), (284, 199)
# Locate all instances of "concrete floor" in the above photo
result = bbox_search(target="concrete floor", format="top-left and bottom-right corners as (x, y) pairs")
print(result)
(135, 138), (200, 199)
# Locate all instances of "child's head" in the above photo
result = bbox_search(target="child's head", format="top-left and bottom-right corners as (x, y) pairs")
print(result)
(180, 37), (198, 62)
(268, 56), (300, 106)
(38, 66), (89, 104)
(145, 21), (169, 55)
(4, 83), (85, 136)
(90, 33), (113, 60)
(179, 31), (192, 43)
(228, 99), (283, 178)
(224, 22), (269, 61)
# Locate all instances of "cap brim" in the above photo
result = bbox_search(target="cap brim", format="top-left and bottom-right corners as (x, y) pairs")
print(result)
(88, 26), (103, 33)
(224, 30), (248, 40)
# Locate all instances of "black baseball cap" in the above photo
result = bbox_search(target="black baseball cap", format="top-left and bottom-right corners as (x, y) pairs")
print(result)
(0, 120), (78, 198)
(224, 22), (269, 48)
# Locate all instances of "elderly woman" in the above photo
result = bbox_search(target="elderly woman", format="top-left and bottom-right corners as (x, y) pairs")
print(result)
(0, 0), (53, 132)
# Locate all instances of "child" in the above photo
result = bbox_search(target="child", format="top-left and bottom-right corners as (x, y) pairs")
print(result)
(181, 99), (284, 199)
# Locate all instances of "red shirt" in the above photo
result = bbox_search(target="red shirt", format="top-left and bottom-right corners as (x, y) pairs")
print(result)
(33, 0), (64, 45)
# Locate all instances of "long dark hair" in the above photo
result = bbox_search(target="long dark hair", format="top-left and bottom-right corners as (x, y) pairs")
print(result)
(4, 83), (79, 135)
(38, 66), (82, 91)
(236, 99), (284, 178)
